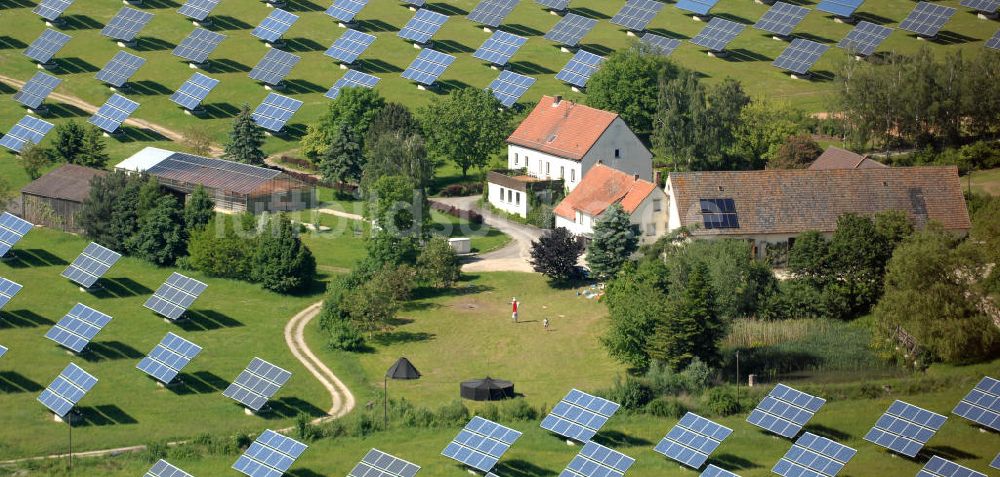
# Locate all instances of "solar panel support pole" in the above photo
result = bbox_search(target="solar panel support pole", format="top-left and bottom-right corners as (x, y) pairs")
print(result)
(833, 15), (855, 24)
(692, 15), (708, 22)
(194, 18), (213, 27)
(45, 18), (66, 28)
(979, 12), (999, 20)
(384, 376), (388, 429)
(124, 0), (143, 5)
(116, 39), (138, 48)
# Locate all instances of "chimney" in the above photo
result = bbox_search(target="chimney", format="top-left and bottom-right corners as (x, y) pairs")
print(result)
(597, 159), (603, 165)
(553, 95), (562, 106)
(634, 174), (640, 181)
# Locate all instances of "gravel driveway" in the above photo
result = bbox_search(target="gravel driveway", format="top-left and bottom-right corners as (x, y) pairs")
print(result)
(433, 195), (542, 273)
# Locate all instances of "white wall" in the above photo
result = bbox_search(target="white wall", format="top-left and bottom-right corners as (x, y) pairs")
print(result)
(487, 182), (528, 217)
(665, 178), (683, 232)
(628, 188), (670, 245)
(580, 118), (653, 183)
(556, 211), (594, 236)
(508, 145), (583, 190)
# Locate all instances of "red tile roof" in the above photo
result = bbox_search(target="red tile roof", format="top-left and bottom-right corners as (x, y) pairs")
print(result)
(809, 146), (886, 170)
(506, 96), (619, 161)
(554, 164), (658, 220)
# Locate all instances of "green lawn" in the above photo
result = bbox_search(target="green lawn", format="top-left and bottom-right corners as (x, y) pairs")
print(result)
(968, 168), (1000, 196)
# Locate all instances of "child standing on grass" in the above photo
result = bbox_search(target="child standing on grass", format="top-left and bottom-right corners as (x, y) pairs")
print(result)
(543, 318), (549, 331)
(511, 297), (518, 323)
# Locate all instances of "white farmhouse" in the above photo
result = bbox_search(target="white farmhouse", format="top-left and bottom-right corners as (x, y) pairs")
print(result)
(553, 164), (668, 244)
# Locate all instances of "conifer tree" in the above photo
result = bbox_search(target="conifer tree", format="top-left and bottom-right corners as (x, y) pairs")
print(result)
(224, 105), (266, 166)
(184, 185), (215, 231)
(647, 261), (722, 370)
(587, 204), (638, 280)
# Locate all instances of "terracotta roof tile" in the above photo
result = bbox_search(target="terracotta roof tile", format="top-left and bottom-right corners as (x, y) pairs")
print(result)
(507, 96), (618, 161)
(809, 146), (886, 170)
(20, 164), (107, 203)
(554, 164), (658, 220)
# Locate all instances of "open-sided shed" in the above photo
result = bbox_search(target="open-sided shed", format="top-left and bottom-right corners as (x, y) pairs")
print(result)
(20, 164), (107, 233)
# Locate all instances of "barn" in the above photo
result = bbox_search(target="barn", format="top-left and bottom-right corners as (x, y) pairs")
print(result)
(20, 164), (106, 233)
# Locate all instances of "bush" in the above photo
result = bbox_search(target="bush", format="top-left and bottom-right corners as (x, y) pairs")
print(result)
(434, 400), (470, 426)
(645, 397), (689, 418)
(430, 201), (484, 224)
(704, 387), (741, 416)
(440, 183), (484, 197)
(600, 377), (654, 410)
(326, 320), (365, 351)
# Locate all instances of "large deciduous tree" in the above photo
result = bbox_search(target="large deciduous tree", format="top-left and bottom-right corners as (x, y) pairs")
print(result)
(585, 44), (678, 138)
(529, 227), (584, 281)
(586, 204), (638, 280)
(184, 185), (215, 231)
(602, 260), (670, 370)
(301, 87), (385, 160)
(223, 105), (266, 166)
(420, 87), (511, 177)
(732, 101), (802, 170)
(127, 195), (187, 266)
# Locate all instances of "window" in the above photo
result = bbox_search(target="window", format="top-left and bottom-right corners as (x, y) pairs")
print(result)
(538, 159), (543, 175)
(653, 199), (662, 212)
(575, 211), (581, 224)
(560, 166), (565, 179)
(570, 169), (576, 182)
(646, 223), (656, 236)
(498, 187), (505, 202)
(614, 148), (621, 159)
(515, 192), (520, 206)
(508, 189), (513, 202)
(545, 162), (550, 176)
(513, 153), (518, 166)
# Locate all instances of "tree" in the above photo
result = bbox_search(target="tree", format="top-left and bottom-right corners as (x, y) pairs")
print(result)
(421, 87), (511, 177)
(79, 171), (135, 249)
(251, 215), (317, 293)
(362, 131), (433, 194)
(417, 237), (461, 287)
(825, 213), (892, 318)
(647, 260), (723, 370)
(732, 101), (802, 169)
(366, 175), (428, 240)
(768, 135), (823, 169)
(585, 44), (678, 137)
(602, 260), (670, 370)
(186, 217), (254, 280)
(529, 227), (584, 281)
(301, 87), (385, 159)
(666, 239), (777, 321)
(182, 127), (214, 156)
(223, 105), (266, 166)
(52, 120), (85, 164)
(184, 185), (215, 231)
(343, 265), (415, 338)
(76, 126), (110, 168)
(365, 102), (421, 148)
(19, 144), (53, 180)
(318, 121), (364, 186)
(586, 204), (638, 280)
(127, 195), (187, 266)
(108, 174), (145, 253)
(787, 231), (830, 287)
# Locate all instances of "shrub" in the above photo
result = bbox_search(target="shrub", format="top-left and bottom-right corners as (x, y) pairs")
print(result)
(293, 413), (322, 442)
(645, 397), (689, 418)
(326, 320), (365, 351)
(434, 400), (470, 426)
(600, 377), (654, 410)
(141, 441), (169, 463)
(704, 387), (741, 416)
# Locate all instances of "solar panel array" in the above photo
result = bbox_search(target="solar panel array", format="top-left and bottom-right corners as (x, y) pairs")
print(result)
(837, 21), (892, 57)
(952, 376), (1000, 432)
(702, 465), (740, 477)
(441, 416), (522, 472)
(961, 0), (1000, 14)
(171, 72), (219, 110)
(747, 384), (825, 438)
(544, 13), (597, 47)
(468, 0), (518, 28)
(37, 363), (97, 418)
(178, 0), (221, 21)
(96, 51), (146, 87)
(676, 0), (719, 17)
(101, 7), (154, 42)
(232, 429), (308, 477)
(172, 28), (225, 64)
(252, 8), (298, 43)
(249, 49), (300, 85)
(642, 32), (682, 57)
(0, 345), (6, 360)
(816, 0), (864, 18)
(611, 0), (664, 32)
(555, 49), (603, 88)
(474, 30), (527, 66)
(401, 48), (455, 86)
(655, 412), (732, 469)
(540, 388), (620, 442)
(222, 357), (292, 411)
(864, 400), (947, 457)
(146, 459), (195, 477)
(899, 2), (956, 38)
(326, 0), (368, 23)
(700, 198), (739, 229)
(562, 441), (635, 477)
(690, 18), (746, 52)
(349, 449), (421, 477)
(0, 116), (55, 153)
(252, 93), (303, 132)
(398, 9), (448, 44)
(33, 0), (74, 21)
(404, 0), (426, 7)
(13, 72), (61, 110)
(325, 29), (376, 64)
(773, 39), (829, 75)
(88, 94), (140, 133)
(45, 303), (112, 353)
(0, 213), (33, 257)
(144, 272), (208, 321)
(0, 277), (23, 311)
(488, 70), (535, 108)
(23, 29), (72, 64)
(916, 456), (987, 477)
(992, 453), (1000, 470)
(536, 0), (569, 10)
(325, 69), (380, 99)
(988, 30), (1000, 50)
(61, 242), (123, 288)
(137, 332), (203, 385)
(773, 432), (856, 477)
(754, 1), (810, 37)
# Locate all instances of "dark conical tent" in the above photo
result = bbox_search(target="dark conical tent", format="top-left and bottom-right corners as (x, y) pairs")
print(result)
(460, 377), (515, 401)
(386, 357), (421, 380)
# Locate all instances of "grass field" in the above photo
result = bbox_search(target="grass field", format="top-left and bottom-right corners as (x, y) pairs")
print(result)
(968, 167), (1000, 196)
(1, 0), (997, 161)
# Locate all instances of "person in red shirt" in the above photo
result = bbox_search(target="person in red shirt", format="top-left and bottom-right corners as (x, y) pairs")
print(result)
(511, 297), (518, 323)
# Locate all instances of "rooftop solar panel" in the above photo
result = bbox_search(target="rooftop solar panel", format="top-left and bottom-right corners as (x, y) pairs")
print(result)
(837, 21), (892, 57)
(747, 383), (825, 438)
(96, 51), (146, 88)
(488, 70), (535, 108)
(252, 8), (298, 43)
(325, 69), (380, 99)
(544, 13), (597, 47)
(555, 49), (603, 88)
(101, 7), (154, 42)
(37, 363), (97, 418)
(137, 332), (202, 385)
(0, 277), (23, 311)
(611, 0), (664, 32)
(899, 2), (956, 38)
(223, 357), (292, 411)
(232, 430), (308, 477)
(468, 0), (518, 28)
(170, 72), (219, 110)
(401, 48), (455, 86)
(144, 272), (208, 320)
(33, 0), (74, 21)
(45, 303), (112, 353)
(864, 400), (946, 457)
(816, 0), (864, 18)
(654, 412), (732, 469)
(248, 49), (300, 86)
(252, 93), (303, 132)
(562, 441), (635, 477)
(326, 0), (368, 23)
(754, 2), (810, 37)
(641, 32), (682, 56)
(952, 376), (1000, 432)
(773, 39), (829, 75)
(178, 0), (221, 21)
(962, 0), (1000, 14)
(540, 388), (619, 442)
(146, 459), (195, 477)
(0, 214), (33, 257)
(676, 0), (719, 17)
(61, 242), (123, 288)
(773, 432), (856, 477)
(989, 30), (1000, 50)
(88, 94), (139, 134)
(398, 9), (448, 44)
(474, 30), (527, 66)
(536, 0), (568, 10)
(172, 28), (225, 64)
(349, 448), (421, 477)
(701, 465), (740, 477)
(442, 416), (522, 472)
(325, 28), (376, 64)
(917, 456), (987, 477)
(23, 29), (72, 64)
(0, 116), (55, 154)
(689, 18), (746, 52)
(13, 72), (61, 110)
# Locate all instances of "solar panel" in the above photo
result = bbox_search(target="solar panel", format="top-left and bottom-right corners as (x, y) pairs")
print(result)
(962, 0), (1000, 14)
(555, 49), (603, 88)
(144, 272), (208, 320)
(540, 388), (619, 442)
(0, 345), (6, 360)
(33, 0), (74, 21)
(252, 8), (298, 43)
(747, 383), (825, 438)
(248, 49), (300, 86)
(989, 30), (1000, 50)
(349, 449), (420, 477)
(488, 70), (535, 108)
(325, 28), (376, 64)
(702, 465), (740, 477)
(816, 0), (864, 18)
(917, 456), (987, 477)
(864, 400), (947, 457)
(37, 363), (97, 418)
(544, 13), (597, 47)
(0, 278), (23, 311)
(689, 18), (746, 52)
(96, 51), (146, 87)
(222, 357), (292, 411)
(562, 441), (635, 477)
(401, 48), (455, 86)
(23, 29), (72, 64)
(171, 72), (219, 110)
(398, 9), (448, 44)
(754, 2), (810, 37)
(952, 376), (1000, 432)
(0, 116), (55, 154)
(146, 459), (194, 477)
(45, 303), (112, 353)
(441, 416), (522, 472)
(326, 0), (368, 23)
(992, 452), (1000, 470)
(0, 214), (33, 257)
(468, 0), (518, 28)
(403, 0), (425, 6)
(178, 0), (221, 21)
(837, 21), (892, 57)
(252, 93), (302, 132)
(137, 332), (202, 385)
(61, 242), (123, 288)
(899, 2), (956, 38)
(172, 28), (225, 64)
(773, 39), (829, 75)
(88, 94), (139, 134)
(641, 32), (682, 56)
(232, 430), (308, 477)
(773, 432), (856, 477)
(474, 30), (527, 66)
(611, 0), (664, 32)
(536, 0), (568, 10)
(325, 69), (380, 99)
(654, 412), (732, 469)
(14, 73), (61, 110)
(101, 7), (154, 42)
(676, 0), (719, 17)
